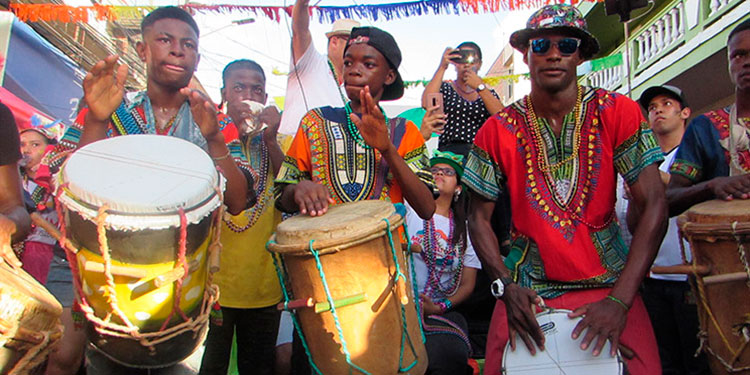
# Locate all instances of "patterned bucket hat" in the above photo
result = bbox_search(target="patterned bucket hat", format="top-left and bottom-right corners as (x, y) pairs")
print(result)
(509, 4), (600, 60)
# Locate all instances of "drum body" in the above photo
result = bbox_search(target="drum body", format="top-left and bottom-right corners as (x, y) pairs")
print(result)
(57, 135), (223, 368)
(268, 201), (427, 374)
(679, 199), (750, 375)
(0, 263), (63, 374)
(502, 309), (623, 375)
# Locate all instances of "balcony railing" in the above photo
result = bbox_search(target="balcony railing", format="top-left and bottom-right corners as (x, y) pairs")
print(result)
(634, 1), (685, 71)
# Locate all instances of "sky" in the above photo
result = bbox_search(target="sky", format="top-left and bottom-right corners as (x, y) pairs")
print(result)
(68, 0), (535, 111)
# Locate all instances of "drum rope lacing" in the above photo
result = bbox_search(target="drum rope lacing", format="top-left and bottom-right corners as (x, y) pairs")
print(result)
(678, 221), (750, 372)
(267, 204), (425, 374)
(53, 181), (222, 353)
(2, 318), (58, 375)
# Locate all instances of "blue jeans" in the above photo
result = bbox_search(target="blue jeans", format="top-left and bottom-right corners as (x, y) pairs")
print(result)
(199, 305), (280, 375)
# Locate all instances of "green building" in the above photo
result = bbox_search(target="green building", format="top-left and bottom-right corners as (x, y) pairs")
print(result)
(578, 0), (749, 115)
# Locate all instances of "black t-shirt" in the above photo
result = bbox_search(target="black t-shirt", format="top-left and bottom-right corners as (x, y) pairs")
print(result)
(0, 102), (21, 166)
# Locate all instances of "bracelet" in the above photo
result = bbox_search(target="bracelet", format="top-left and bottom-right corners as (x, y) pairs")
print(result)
(435, 298), (452, 313)
(211, 150), (231, 162)
(606, 295), (630, 312)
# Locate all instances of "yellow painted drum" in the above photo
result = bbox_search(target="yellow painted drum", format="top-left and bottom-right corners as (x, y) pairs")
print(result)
(56, 135), (224, 368)
(268, 200), (427, 374)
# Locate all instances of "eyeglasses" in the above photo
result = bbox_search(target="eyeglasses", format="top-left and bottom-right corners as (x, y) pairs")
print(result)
(530, 37), (581, 56)
(430, 167), (457, 177)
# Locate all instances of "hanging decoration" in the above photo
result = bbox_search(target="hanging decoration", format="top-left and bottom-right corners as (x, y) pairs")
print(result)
(9, 0), (604, 24)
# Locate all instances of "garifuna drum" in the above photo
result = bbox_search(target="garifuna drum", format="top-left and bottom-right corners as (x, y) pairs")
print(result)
(503, 309), (624, 375)
(55, 135), (224, 368)
(267, 200), (428, 374)
(0, 262), (63, 375)
(678, 199), (750, 375)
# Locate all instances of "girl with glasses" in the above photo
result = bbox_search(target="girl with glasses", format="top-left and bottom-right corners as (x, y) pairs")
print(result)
(404, 150), (481, 375)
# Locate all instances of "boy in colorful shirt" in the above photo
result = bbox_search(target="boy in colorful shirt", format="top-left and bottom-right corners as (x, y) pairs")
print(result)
(199, 59), (284, 375)
(463, 5), (667, 374)
(43, 7), (254, 215)
(668, 19), (750, 215)
(275, 27), (436, 219)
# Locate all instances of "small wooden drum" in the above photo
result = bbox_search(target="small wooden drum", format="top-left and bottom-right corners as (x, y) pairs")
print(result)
(267, 200), (427, 374)
(503, 309), (623, 375)
(56, 135), (223, 368)
(678, 199), (750, 374)
(0, 262), (63, 374)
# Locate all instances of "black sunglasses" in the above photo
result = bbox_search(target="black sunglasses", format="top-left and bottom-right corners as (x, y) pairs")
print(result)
(530, 37), (581, 56)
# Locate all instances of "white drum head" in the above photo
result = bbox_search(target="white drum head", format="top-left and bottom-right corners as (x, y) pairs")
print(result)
(58, 134), (225, 230)
(503, 309), (624, 375)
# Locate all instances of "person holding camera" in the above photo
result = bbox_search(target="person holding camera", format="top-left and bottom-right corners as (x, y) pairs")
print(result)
(421, 42), (503, 156)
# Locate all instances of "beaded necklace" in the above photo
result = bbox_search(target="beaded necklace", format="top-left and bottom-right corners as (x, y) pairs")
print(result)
(525, 86), (583, 173)
(223, 135), (271, 232)
(328, 59), (348, 105)
(344, 102), (389, 150)
(421, 211), (464, 298)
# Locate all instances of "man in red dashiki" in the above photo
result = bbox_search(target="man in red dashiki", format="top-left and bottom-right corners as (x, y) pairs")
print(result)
(463, 5), (667, 375)
(668, 18), (750, 215)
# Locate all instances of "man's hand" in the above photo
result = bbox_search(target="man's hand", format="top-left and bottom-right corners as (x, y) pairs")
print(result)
(707, 174), (750, 200)
(350, 86), (392, 153)
(0, 214), (22, 269)
(419, 106), (446, 141)
(569, 297), (628, 357)
(462, 69), (483, 90)
(260, 105), (282, 142)
(504, 284), (545, 355)
(83, 55), (128, 123)
(294, 180), (334, 216)
(180, 88), (224, 144)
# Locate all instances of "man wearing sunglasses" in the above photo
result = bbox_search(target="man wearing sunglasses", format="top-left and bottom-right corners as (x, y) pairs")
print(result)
(463, 5), (666, 374)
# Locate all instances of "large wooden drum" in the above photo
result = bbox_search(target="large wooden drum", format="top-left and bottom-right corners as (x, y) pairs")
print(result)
(0, 262), (63, 374)
(268, 200), (427, 374)
(56, 135), (223, 368)
(679, 199), (750, 374)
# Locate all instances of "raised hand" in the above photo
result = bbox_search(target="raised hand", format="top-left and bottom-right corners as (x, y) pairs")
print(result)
(83, 55), (128, 123)
(294, 180), (334, 216)
(180, 88), (223, 144)
(440, 47), (460, 70)
(349, 86), (392, 153)
(420, 106), (446, 140)
(569, 297), (628, 357)
(462, 69), (484, 90)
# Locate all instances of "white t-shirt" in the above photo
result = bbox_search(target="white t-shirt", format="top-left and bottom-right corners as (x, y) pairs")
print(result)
(650, 147), (690, 281)
(279, 41), (346, 136)
(404, 203), (482, 299)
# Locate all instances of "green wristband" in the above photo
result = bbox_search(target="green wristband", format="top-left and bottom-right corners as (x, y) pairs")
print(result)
(606, 295), (629, 311)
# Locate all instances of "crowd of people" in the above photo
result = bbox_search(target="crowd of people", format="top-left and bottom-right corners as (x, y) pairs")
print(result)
(1, 1), (749, 374)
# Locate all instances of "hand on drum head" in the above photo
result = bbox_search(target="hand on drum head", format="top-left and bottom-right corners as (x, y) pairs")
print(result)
(83, 55), (128, 123)
(569, 297), (628, 357)
(294, 180), (335, 216)
(707, 174), (750, 200)
(0, 214), (22, 269)
(504, 284), (545, 355)
(180, 88), (224, 144)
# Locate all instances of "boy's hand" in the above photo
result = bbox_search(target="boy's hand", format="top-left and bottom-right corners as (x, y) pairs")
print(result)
(0, 215), (22, 269)
(350, 86), (392, 153)
(294, 180), (334, 216)
(180, 88), (224, 145)
(83, 55), (128, 123)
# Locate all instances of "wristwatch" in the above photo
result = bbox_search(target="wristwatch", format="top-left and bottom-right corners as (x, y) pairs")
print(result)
(490, 277), (515, 299)
(476, 83), (487, 92)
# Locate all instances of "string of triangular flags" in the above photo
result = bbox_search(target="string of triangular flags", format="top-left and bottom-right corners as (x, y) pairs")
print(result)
(9, 0), (605, 24)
